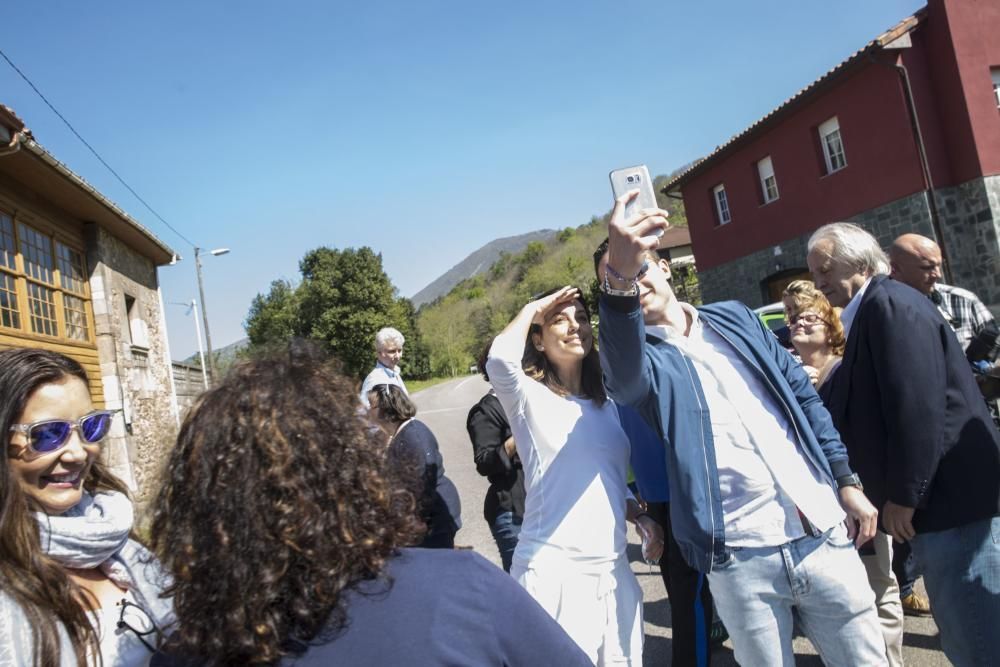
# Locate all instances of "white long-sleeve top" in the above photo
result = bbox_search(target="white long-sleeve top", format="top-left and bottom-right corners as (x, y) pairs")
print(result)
(486, 335), (631, 574)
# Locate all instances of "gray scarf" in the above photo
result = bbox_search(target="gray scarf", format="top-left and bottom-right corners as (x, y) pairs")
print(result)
(35, 490), (135, 588)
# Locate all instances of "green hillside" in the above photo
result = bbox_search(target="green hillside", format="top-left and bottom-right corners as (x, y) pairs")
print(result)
(417, 171), (692, 377)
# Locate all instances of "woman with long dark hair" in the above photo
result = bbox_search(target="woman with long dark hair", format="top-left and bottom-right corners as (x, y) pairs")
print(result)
(487, 287), (663, 666)
(148, 340), (591, 666)
(366, 383), (462, 549)
(0, 348), (171, 666)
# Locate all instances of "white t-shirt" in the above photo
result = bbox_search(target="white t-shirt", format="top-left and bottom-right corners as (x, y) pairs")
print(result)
(486, 340), (631, 573)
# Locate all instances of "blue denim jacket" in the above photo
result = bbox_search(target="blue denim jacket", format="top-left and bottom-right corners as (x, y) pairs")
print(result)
(599, 295), (854, 573)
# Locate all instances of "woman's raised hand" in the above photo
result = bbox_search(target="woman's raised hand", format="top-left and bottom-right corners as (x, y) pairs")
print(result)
(529, 286), (582, 325)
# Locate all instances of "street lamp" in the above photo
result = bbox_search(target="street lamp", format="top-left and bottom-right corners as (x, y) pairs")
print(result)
(194, 247), (230, 385)
(170, 299), (209, 390)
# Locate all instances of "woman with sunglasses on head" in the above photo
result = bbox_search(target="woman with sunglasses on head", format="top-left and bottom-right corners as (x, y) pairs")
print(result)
(366, 383), (461, 549)
(782, 279), (846, 389)
(486, 286), (663, 666)
(147, 339), (592, 666)
(0, 348), (172, 666)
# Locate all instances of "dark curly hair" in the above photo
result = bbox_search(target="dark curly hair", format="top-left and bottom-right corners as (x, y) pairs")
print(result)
(149, 339), (424, 665)
(0, 348), (130, 667)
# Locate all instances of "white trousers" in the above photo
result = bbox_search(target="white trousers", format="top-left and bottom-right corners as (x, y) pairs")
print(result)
(511, 556), (643, 666)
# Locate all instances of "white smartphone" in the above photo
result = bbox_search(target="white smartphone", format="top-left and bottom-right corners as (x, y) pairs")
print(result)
(609, 164), (663, 239)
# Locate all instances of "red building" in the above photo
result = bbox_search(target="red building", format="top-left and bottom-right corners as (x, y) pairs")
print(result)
(665, 0), (1000, 307)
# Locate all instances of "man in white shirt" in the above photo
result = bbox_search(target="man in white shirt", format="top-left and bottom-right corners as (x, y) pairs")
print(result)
(359, 327), (408, 406)
(598, 196), (886, 666)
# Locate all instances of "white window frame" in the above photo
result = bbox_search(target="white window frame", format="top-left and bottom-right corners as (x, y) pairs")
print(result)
(818, 116), (847, 174)
(713, 184), (731, 225)
(757, 156), (779, 203)
(992, 68), (1000, 110)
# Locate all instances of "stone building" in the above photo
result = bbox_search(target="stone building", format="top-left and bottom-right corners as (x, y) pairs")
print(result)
(664, 0), (1000, 309)
(0, 104), (179, 505)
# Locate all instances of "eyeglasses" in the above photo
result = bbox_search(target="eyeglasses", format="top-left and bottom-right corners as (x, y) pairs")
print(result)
(116, 598), (159, 653)
(8, 411), (115, 456)
(787, 312), (827, 328)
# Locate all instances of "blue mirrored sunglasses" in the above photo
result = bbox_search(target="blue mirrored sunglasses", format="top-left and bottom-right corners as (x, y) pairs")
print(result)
(9, 411), (115, 455)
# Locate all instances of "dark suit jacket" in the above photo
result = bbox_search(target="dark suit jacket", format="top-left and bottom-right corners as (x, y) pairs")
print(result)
(823, 275), (1000, 533)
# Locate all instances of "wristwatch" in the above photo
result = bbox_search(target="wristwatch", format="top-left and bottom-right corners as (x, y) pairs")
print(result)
(835, 473), (864, 491)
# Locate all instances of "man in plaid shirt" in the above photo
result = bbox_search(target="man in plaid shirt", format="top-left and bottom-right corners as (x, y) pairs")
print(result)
(889, 233), (998, 355)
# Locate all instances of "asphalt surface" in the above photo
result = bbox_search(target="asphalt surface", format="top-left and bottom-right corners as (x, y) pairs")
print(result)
(413, 375), (949, 666)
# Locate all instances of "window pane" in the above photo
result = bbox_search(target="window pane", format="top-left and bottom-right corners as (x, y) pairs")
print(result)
(765, 176), (779, 202)
(824, 129), (847, 172)
(0, 272), (20, 329)
(56, 242), (87, 294)
(18, 223), (54, 284)
(715, 188), (731, 224)
(0, 213), (15, 271)
(63, 293), (90, 341)
(27, 282), (57, 336)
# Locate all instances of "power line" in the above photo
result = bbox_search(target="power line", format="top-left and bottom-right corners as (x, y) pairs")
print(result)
(0, 47), (196, 249)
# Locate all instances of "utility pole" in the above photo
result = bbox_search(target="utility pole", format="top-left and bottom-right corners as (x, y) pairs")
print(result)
(194, 246), (230, 385)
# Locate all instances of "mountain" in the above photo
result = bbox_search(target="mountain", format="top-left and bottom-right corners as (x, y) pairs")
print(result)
(410, 229), (557, 307)
(179, 337), (248, 371)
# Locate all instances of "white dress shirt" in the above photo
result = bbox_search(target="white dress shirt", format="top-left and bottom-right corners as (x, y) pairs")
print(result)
(648, 304), (845, 547)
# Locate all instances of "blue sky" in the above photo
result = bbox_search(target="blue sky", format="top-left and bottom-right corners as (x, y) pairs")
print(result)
(2, 0), (924, 359)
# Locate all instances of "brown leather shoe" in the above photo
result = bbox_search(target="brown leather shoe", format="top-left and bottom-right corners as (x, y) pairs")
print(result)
(901, 592), (932, 616)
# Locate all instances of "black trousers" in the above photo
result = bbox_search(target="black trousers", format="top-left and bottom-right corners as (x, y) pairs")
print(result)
(646, 501), (714, 667)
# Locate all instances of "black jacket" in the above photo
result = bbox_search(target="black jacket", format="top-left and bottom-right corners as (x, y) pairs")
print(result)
(822, 275), (1000, 533)
(466, 392), (525, 522)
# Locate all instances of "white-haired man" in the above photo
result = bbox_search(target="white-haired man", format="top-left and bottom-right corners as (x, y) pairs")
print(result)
(360, 327), (408, 406)
(808, 222), (1000, 667)
(598, 194), (885, 666)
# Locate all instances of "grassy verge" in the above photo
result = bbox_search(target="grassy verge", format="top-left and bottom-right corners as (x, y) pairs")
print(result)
(408, 375), (472, 393)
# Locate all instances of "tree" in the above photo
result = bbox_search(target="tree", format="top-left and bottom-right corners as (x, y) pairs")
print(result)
(244, 246), (425, 380)
(245, 279), (300, 346)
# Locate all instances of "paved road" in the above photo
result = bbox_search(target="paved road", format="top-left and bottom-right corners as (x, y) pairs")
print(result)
(413, 376), (949, 666)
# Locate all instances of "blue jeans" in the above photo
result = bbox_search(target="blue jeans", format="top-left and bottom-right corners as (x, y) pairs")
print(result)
(910, 516), (1000, 667)
(490, 510), (522, 573)
(707, 525), (887, 666)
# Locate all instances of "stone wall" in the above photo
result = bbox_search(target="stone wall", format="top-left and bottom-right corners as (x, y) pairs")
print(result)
(85, 224), (178, 510)
(934, 175), (1000, 312)
(697, 181), (999, 309)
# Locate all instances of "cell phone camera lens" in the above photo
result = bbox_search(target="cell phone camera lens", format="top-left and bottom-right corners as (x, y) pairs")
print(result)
(627, 176), (634, 183)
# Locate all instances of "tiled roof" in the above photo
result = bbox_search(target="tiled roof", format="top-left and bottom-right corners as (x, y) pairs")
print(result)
(663, 9), (925, 194)
(0, 104), (30, 138)
(659, 225), (691, 249)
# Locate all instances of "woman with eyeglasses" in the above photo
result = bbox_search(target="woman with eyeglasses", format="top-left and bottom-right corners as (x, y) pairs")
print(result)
(782, 279), (846, 389)
(366, 383), (461, 549)
(147, 339), (592, 666)
(486, 286), (663, 666)
(0, 348), (172, 666)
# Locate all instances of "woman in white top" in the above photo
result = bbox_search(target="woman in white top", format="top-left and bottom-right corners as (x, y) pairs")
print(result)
(486, 286), (663, 666)
(0, 348), (171, 666)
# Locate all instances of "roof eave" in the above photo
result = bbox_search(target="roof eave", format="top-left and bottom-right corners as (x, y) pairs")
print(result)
(662, 9), (926, 196)
(18, 136), (177, 265)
